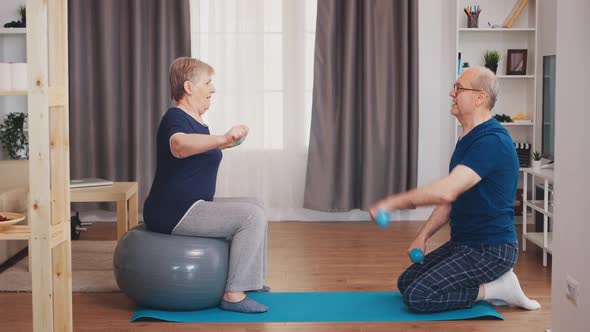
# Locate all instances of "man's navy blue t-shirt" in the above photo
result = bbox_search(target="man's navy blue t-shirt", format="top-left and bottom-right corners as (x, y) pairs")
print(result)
(449, 118), (519, 245)
(143, 107), (222, 234)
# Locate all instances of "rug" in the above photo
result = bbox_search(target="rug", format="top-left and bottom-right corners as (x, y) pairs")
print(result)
(0, 241), (119, 292)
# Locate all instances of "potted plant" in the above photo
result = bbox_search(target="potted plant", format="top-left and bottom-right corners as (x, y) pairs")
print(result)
(0, 112), (28, 159)
(531, 151), (542, 170)
(18, 5), (26, 27)
(3, 5), (26, 28)
(483, 50), (500, 74)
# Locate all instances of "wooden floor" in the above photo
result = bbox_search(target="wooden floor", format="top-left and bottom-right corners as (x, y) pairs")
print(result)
(0, 221), (551, 332)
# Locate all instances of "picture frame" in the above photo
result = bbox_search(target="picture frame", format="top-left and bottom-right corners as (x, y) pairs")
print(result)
(506, 49), (528, 75)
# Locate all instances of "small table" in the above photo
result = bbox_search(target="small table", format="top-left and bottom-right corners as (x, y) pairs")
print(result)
(70, 182), (139, 240)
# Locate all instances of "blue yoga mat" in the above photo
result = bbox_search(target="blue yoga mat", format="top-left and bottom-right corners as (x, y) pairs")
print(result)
(131, 292), (502, 323)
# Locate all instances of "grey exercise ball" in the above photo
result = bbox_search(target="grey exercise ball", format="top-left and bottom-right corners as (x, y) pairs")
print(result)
(113, 224), (229, 311)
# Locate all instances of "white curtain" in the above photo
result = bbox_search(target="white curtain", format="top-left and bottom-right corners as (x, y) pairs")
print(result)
(189, 0), (374, 221)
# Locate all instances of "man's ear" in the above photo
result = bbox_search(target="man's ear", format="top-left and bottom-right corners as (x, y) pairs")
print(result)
(476, 92), (485, 106)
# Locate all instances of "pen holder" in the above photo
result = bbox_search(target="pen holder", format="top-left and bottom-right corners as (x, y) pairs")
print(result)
(467, 14), (479, 28)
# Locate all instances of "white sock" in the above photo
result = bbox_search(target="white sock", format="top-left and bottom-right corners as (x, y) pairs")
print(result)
(483, 269), (541, 310)
(488, 299), (509, 306)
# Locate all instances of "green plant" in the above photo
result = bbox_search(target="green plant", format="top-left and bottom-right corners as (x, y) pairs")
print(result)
(17, 5), (26, 22)
(0, 112), (28, 159)
(532, 151), (542, 161)
(483, 50), (500, 65)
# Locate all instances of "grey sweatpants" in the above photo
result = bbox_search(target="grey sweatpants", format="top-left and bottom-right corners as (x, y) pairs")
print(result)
(171, 197), (268, 293)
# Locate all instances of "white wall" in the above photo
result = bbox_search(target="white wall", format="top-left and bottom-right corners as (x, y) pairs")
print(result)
(414, 0), (456, 220)
(535, 0), (557, 151)
(537, 0), (557, 57)
(550, 0), (590, 330)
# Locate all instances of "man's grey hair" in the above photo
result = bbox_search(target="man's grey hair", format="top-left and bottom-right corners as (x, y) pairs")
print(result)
(472, 67), (499, 110)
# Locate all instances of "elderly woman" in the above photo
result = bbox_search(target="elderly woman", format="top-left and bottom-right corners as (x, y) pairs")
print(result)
(143, 57), (269, 313)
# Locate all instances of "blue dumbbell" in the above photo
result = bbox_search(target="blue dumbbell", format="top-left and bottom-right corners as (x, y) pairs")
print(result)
(409, 248), (424, 264)
(375, 209), (391, 228)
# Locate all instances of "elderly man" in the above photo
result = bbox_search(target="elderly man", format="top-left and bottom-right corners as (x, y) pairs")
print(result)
(370, 67), (540, 313)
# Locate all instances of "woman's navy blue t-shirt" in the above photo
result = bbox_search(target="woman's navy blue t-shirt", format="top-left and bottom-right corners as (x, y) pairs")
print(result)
(143, 107), (222, 234)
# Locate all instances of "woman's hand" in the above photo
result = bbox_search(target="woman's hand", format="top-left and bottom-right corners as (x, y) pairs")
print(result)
(238, 125), (249, 141)
(225, 125), (249, 143)
(222, 125), (249, 149)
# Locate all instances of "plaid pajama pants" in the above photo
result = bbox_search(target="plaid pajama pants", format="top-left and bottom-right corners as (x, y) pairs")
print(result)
(397, 240), (518, 313)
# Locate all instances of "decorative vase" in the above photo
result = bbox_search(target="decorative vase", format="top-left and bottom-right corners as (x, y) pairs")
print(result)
(14, 116), (24, 130)
(485, 63), (498, 74)
(467, 14), (479, 28)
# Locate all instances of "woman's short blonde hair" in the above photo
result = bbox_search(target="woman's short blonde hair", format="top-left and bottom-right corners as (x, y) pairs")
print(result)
(169, 57), (215, 102)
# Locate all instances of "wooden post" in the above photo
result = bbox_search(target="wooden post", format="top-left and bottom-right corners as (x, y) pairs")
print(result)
(49, 0), (73, 330)
(27, 0), (73, 330)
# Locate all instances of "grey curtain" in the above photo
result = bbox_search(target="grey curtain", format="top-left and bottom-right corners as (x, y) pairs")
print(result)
(304, 0), (419, 212)
(68, 0), (191, 211)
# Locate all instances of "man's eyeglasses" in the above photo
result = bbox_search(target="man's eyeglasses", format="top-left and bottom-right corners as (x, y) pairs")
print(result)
(453, 83), (484, 94)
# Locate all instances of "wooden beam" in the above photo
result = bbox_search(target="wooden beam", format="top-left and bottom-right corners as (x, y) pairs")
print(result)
(49, 106), (69, 226)
(52, 236), (72, 332)
(50, 222), (68, 248)
(48, 0), (68, 87)
(48, 0), (73, 330)
(0, 90), (27, 96)
(0, 225), (31, 240)
(48, 87), (67, 107)
(27, 0), (55, 329)
(28, 0), (73, 331)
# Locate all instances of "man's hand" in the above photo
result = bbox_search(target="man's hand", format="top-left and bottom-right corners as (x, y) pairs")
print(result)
(408, 235), (426, 261)
(368, 200), (390, 223)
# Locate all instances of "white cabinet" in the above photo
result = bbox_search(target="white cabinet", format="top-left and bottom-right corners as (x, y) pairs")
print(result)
(521, 167), (553, 266)
(455, 0), (538, 147)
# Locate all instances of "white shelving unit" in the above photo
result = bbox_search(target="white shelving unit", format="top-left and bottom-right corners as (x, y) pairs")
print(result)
(0, 26), (27, 264)
(0, 27), (26, 34)
(455, 0), (538, 146)
(0, 27), (27, 161)
(522, 167), (554, 266)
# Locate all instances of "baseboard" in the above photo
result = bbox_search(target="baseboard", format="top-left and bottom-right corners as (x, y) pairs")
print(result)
(267, 207), (434, 222)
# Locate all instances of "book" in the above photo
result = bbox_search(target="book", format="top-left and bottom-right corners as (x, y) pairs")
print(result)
(70, 178), (114, 189)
